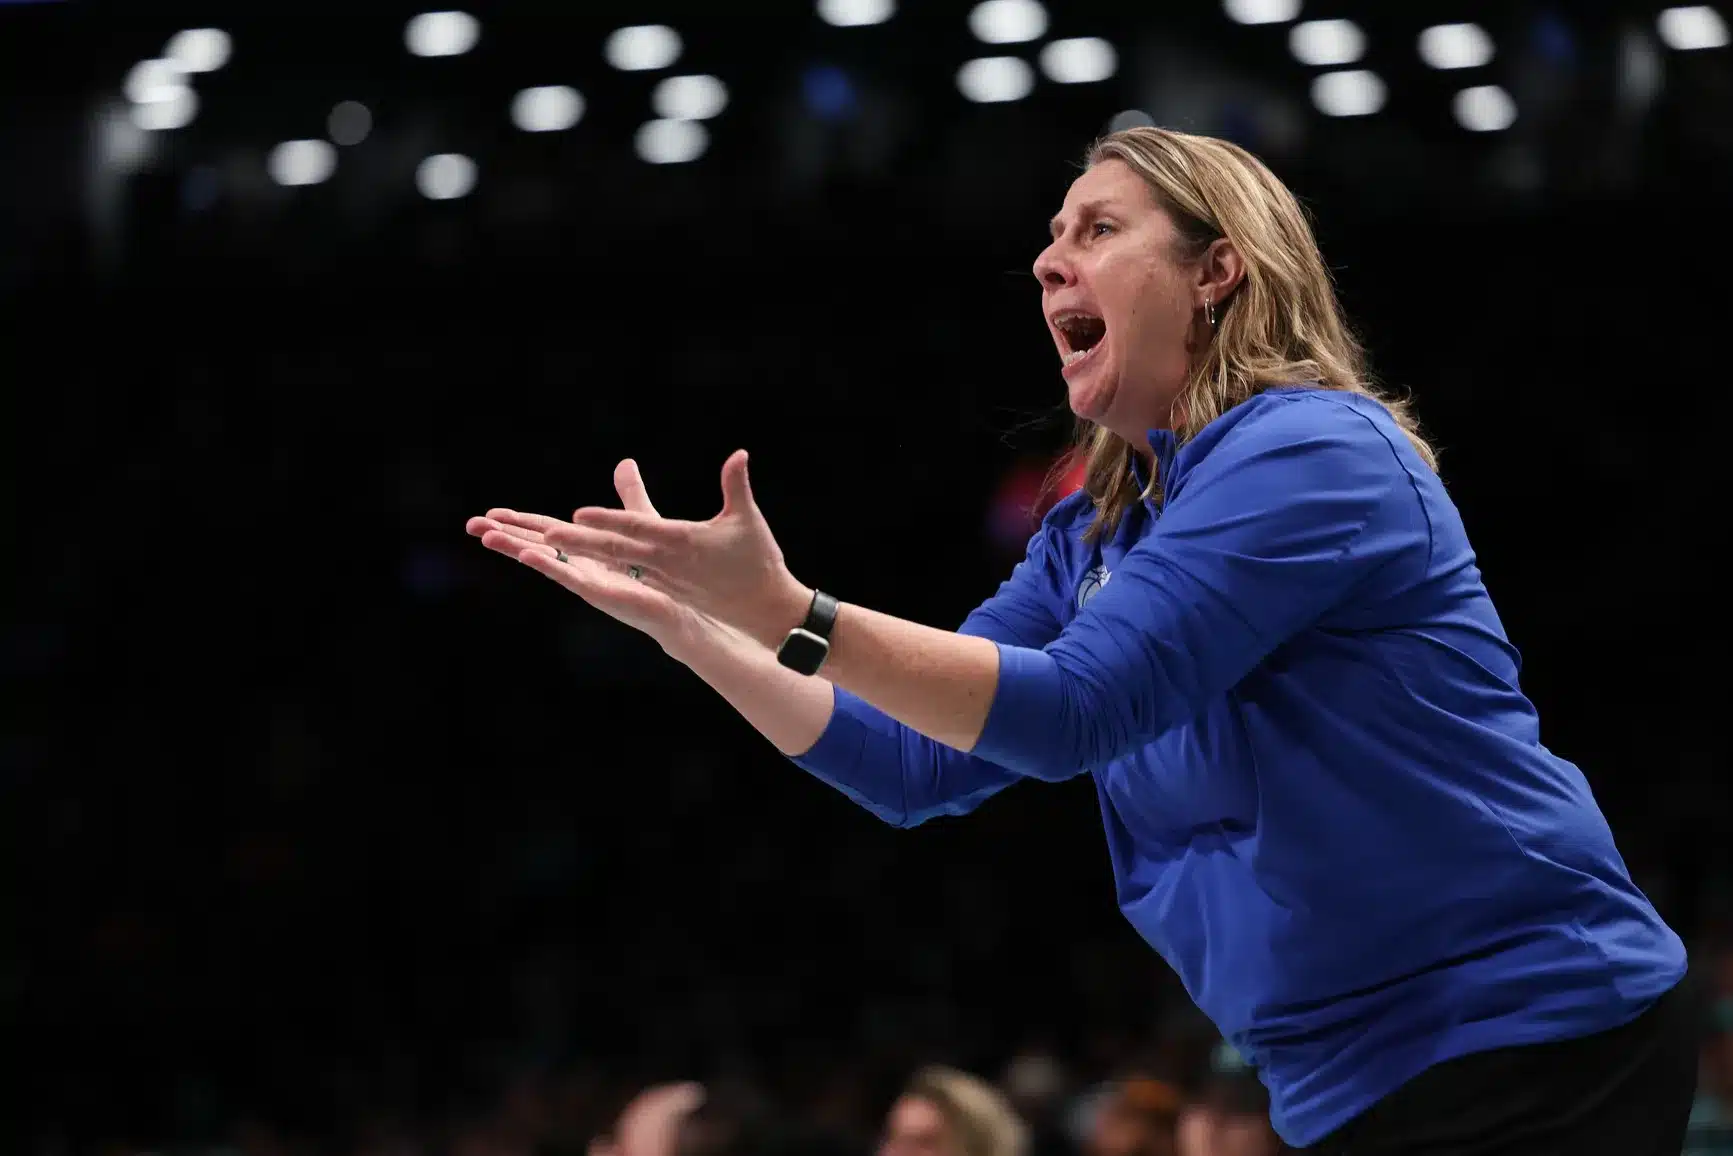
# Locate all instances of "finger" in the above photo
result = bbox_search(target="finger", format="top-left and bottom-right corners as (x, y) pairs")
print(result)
(519, 544), (674, 606)
(486, 508), (566, 535)
(567, 507), (693, 550)
(470, 517), (545, 547)
(518, 545), (601, 592)
(481, 518), (648, 583)
(612, 459), (660, 517)
(719, 449), (753, 515)
(543, 522), (665, 570)
(480, 528), (558, 561)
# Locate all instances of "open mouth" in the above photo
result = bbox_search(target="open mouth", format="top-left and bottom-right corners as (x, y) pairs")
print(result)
(1053, 310), (1107, 370)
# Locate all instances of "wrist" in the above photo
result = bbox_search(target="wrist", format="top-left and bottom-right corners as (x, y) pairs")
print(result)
(662, 608), (767, 667)
(757, 575), (815, 651)
(659, 608), (724, 665)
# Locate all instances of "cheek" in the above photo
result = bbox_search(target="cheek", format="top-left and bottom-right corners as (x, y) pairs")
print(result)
(1101, 256), (1188, 354)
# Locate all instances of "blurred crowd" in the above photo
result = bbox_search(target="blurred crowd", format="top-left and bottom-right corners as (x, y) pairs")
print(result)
(214, 1035), (1286, 1156)
(57, 938), (1719, 1156)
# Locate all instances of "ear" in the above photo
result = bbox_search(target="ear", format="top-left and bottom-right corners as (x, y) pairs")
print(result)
(1196, 238), (1245, 309)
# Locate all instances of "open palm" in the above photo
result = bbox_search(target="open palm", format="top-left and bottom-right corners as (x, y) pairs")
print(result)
(544, 450), (810, 649)
(466, 460), (700, 650)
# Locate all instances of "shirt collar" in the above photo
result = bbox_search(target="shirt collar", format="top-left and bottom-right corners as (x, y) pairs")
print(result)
(1130, 429), (1180, 501)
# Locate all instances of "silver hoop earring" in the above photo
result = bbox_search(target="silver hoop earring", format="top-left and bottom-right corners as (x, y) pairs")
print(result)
(1204, 297), (1216, 329)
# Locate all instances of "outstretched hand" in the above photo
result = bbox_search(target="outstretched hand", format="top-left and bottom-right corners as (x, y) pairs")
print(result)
(466, 459), (704, 653)
(544, 450), (812, 650)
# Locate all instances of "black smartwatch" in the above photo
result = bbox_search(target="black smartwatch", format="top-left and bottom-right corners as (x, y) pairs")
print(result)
(776, 589), (839, 675)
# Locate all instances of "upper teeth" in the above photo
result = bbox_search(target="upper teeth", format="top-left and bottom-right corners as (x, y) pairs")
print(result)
(1055, 310), (1101, 366)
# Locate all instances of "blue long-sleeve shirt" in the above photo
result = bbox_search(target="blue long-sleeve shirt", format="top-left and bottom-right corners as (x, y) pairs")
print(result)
(792, 386), (1685, 1147)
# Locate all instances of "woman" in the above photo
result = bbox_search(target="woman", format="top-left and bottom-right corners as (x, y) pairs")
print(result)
(467, 128), (1693, 1152)
(879, 1066), (1028, 1156)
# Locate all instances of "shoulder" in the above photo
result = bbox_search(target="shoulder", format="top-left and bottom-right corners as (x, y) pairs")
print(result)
(1176, 388), (1428, 498)
(1007, 488), (1092, 589)
(1031, 488), (1099, 562)
(1166, 388), (1438, 568)
(1216, 387), (1409, 453)
(1040, 487), (1096, 537)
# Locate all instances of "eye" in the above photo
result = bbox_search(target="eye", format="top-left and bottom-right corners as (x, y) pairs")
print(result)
(1091, 220), (1116, 238)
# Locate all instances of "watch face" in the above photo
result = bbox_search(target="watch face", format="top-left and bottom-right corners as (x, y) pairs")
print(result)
(779, 630), (829, 674)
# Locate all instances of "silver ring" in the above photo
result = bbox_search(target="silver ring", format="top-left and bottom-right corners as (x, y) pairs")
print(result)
(554, 549), (569, 564)
(626, 564), (644, 581)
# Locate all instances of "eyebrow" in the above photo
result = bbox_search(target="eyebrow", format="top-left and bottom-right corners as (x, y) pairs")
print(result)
(1049, 198), (1117, 239)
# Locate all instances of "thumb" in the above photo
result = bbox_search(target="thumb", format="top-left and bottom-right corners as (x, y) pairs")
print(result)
(719, 449), (754, 515)
(612, 458), (659, 516)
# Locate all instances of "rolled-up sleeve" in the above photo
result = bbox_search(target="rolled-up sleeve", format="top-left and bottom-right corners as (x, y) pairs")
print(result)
(971, 397), (1430, 778)
(791, 510), (1081, 826)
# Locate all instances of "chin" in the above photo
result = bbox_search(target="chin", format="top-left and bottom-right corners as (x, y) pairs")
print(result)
(1067, 366), (1119, 424)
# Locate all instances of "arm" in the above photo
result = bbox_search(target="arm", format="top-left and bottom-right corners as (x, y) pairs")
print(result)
(488, 459), (1073, 829)
(671, 523), (1075, 826)
(819, 397), (1428, 775)
(668, 615), (836, 757)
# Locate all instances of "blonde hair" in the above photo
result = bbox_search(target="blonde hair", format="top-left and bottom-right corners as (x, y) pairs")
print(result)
(1063, 126), (1436, 538)
(904, 1065), (1029, 1156)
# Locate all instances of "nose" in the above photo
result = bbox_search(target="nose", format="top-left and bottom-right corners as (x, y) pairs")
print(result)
(1032, 240), (1074, 289)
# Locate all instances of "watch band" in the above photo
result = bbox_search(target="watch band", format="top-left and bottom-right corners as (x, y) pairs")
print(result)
(799, 589), (840, 641)
(776, 589), (839, 675)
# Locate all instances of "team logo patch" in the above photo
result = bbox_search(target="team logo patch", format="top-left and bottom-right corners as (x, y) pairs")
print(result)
(1077, 565), (1111, 608)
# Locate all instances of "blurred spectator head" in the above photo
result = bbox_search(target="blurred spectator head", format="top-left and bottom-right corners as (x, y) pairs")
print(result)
(880, 1066), (1029, 1156)
(592, 1082), (705, 1156)
(1175, 1044), (1278, 1156)
(1084, 1075), (1180, 1156)
(1175, 1108), (1278, 1156)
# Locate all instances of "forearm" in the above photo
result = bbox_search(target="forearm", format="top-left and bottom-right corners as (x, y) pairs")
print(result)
(669, 609), (1024, 824)
(820, 601), (1001, 753)
(818, 601), (1107, 781)
(667, 615), (836, 757)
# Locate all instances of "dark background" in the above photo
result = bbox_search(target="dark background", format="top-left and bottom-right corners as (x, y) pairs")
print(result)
(3, 1), (1731, 1153)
